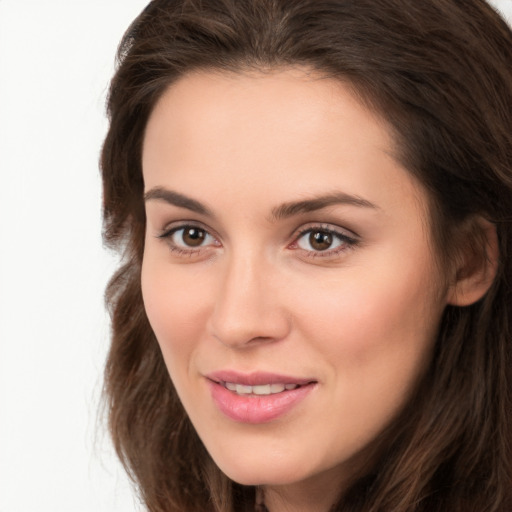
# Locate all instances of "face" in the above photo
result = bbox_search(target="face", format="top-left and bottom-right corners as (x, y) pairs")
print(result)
(141, 68), (449, 503)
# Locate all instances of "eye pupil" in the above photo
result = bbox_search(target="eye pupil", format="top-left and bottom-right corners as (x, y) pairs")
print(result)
(183, 227), (206, 247)
(310, 231), (333, 251)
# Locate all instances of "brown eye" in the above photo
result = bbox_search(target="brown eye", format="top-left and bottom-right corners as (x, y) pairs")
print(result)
(181, 227), (207, 247)
(295, 227), (356, 255)
(309, 231), (333, 251)
(163, 225), (216, 250)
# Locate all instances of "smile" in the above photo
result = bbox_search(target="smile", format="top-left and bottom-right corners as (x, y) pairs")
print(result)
(223, 382), (299, 395)
(206, 371), (317, 423)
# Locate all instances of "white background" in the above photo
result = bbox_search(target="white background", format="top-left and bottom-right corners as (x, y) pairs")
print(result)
(0, 1), (511, 511)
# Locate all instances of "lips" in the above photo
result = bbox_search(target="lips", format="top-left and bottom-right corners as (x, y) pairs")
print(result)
(223, 382), (299, 395)
(206, 371), (317, 423)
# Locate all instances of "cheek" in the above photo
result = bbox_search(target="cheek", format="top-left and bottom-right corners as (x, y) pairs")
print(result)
(292, 259), (443, 397)
(141, 255), (212, 367)
(299, 248), (441, 349)
(290, 271), (442, 449)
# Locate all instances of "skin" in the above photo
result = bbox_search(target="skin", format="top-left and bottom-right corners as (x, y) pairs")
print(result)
(141, 68), (452, 512)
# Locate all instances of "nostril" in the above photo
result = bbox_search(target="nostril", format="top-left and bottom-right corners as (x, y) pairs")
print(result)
(248, 336), (274, 343)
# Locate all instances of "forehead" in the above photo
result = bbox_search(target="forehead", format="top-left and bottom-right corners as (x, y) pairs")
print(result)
(144, 67), (395, 164)
(142, 68), (430, 228)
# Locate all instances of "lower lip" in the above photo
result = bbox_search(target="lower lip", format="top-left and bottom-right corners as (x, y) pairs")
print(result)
(207, 381), (315, 424)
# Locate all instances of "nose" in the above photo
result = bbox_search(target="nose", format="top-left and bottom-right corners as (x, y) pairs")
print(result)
(208, 251), (291, 348)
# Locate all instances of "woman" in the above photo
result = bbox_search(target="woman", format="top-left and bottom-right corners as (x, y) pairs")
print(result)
(101, 0), (512, 511)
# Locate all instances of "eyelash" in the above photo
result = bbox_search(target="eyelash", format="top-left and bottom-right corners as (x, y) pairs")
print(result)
(156, 223), (359, 259)
(291, 225), (359, 258)
(157, 223), (219, 257)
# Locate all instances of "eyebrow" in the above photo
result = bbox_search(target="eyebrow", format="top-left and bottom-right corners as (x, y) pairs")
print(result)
(144, 186), (378, 219)
(144, 187), (213, 217)
(270, 192), (378, 220)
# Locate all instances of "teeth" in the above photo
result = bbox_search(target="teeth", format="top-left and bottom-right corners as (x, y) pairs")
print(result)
(252, 384), (271, 395)
(270, 383), (286, 393)
(235, 384), (253, 394)
(224, 382), (298, 395)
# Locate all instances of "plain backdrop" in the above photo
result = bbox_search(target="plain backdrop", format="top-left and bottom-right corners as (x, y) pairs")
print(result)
(0, 1), (511, 511)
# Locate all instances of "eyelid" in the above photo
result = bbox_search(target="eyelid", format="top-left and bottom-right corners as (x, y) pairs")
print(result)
(292, 222), (359, 241)
(156, 220), (221, 254)
(158, 219), (217, 239)
(289, 223), (360, 257)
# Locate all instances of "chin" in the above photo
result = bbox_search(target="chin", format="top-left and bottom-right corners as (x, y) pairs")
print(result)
(209, 450), (317, 487)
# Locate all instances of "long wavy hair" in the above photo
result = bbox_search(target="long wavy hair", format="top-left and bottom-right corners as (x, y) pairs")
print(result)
(101, 1), (512, 510)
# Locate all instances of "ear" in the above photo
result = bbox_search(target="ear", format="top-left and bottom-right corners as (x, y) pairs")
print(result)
(446, 217), (499, 307)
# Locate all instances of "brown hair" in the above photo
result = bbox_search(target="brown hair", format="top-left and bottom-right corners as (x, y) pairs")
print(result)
(101, 1), (512, 510)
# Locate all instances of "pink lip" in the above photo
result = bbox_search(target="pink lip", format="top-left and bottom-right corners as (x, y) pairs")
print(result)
(207, 370), (314, 386)
(206, 371), (317, 424)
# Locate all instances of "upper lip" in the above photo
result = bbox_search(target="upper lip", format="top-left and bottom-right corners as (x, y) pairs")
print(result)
(206, 370), (316, 386)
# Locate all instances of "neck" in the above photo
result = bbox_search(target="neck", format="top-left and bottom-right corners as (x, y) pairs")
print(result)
(258, 471), (343, 512)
